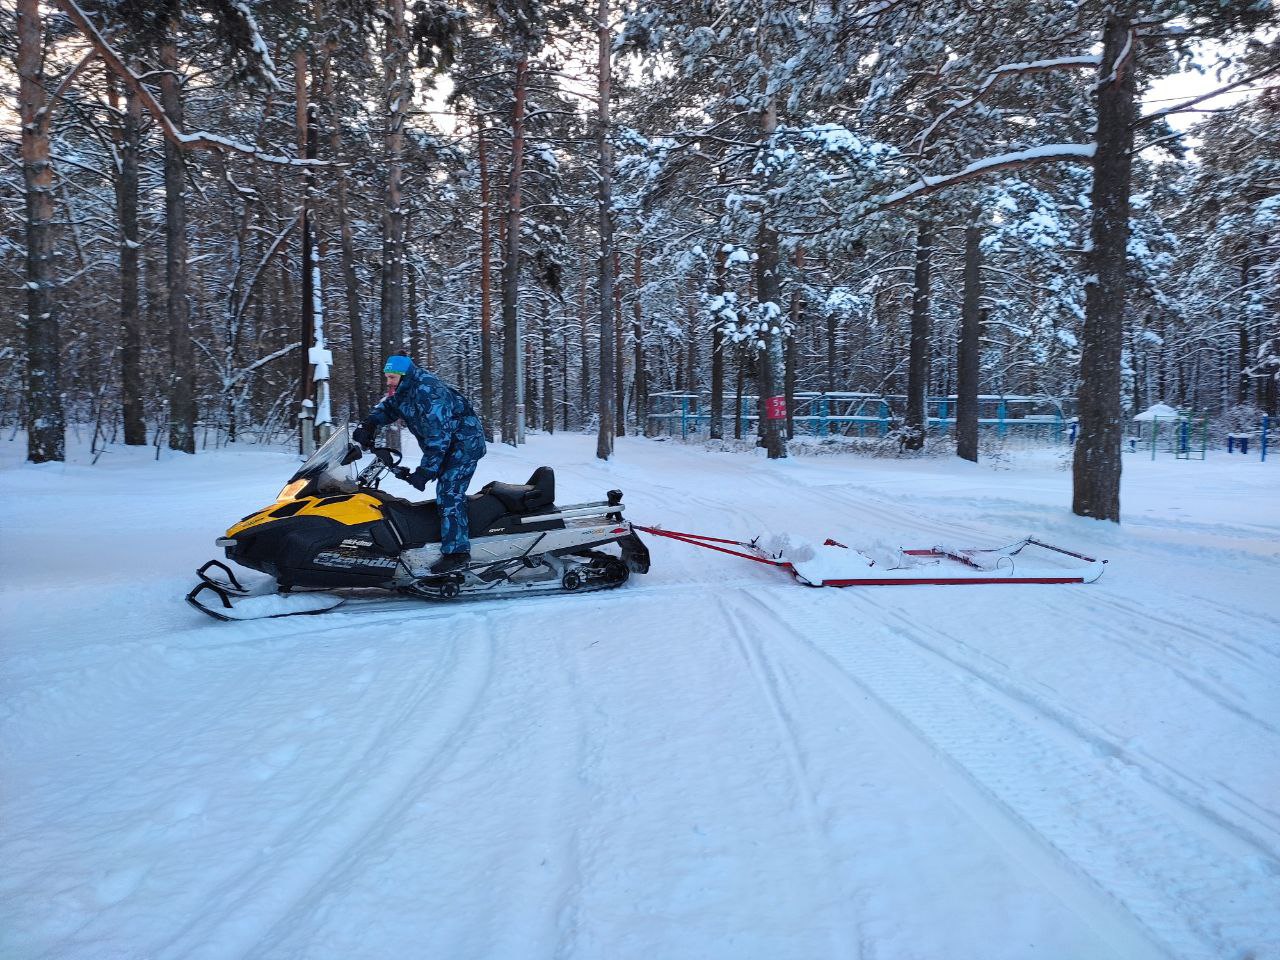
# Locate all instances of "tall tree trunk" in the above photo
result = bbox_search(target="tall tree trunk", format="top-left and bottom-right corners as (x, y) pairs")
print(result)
(786, 246), (804, 440)
(525, 320), (538, 430)
(633, 244), (647, 435)
(756, 94), (787, 459)
(956, 222), (982, 462)
(613, 250), (626, 437)
(710, 246), (726, 440)
(479, 125), (494, 439)
(1073, 14), (1135, 522)
(503, 56), (528, 445)
(734, 347), (746, 440)
(905, 218), (932, 451)
(579, 238), (591, 428)
(160, 27), (196, 453)
(595, 0), (615, 460)
(116, 75), (145, 445)
(1239, 256), (1251, 406)
(562, 325), (571, 432)
(296, 49), (317, 451)
(18, 0), (64, 462)
(380, 0), (408, 363)
(542, 296), (555, 433)
(321, 35), (368, 421)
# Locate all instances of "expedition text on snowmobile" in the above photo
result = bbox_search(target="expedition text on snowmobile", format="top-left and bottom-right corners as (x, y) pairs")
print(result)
(187, 426), (650, 621)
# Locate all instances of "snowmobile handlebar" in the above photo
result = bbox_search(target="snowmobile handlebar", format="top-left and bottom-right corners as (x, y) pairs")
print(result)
(352, 445), (404, 490)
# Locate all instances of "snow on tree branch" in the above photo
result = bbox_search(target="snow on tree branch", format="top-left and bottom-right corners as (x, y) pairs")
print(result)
(916, 56), (1102, 155)
(876, 144), (1096, 211)
(54, 0), (329, 168)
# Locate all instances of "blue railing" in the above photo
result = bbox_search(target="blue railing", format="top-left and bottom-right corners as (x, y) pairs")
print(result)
(647, 392), (1071, 442)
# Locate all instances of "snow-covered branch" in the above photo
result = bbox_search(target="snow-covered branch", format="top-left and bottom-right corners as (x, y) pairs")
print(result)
(227, 342), (302, 388)
(1134, 56), (1280, 128)
(876, 144), (1096, 210)
(54, 0), (330, 168)
(916, 56), (1101, 155)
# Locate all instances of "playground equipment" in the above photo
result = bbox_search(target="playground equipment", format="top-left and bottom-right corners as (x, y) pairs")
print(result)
(1227, 415), (1270, 461)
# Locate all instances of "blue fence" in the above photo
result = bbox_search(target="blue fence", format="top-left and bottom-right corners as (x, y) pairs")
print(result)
(647, 392), (1072, 442)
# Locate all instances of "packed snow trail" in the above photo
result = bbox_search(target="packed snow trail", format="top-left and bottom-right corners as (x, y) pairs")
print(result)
(2, 434), (1278, 959)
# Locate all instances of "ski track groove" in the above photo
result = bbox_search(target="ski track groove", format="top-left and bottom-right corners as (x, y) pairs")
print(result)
(1084, 590), (1280, 674)
(717, 597), (862, 960)
(485, 636), (591, 960)
(153, 629), (496, 960)
(744, 587), (1280, 959)
(548, 644), (601, 960)
(727, 590), (1172, 960)
(867, 594), (1280, 865)
(1040, 593), (1280, 738)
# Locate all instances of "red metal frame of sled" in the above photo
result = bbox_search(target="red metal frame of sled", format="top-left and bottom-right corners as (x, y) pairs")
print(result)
(633, 526), (1105, 587)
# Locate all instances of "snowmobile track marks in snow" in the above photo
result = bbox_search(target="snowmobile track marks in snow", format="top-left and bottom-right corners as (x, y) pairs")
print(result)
(153, 633), (495, 960)
(720, 599), (863, 957)
(740, 589), (1280, 958)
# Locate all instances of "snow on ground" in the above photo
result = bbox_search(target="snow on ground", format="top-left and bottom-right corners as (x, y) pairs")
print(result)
(2, 431), (1278, 960)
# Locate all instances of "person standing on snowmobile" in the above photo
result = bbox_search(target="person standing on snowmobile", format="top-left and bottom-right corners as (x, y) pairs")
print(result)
(353, 355), (487, 574)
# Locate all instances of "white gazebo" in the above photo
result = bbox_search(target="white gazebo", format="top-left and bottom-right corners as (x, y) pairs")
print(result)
(1133, 402), (1181, 422)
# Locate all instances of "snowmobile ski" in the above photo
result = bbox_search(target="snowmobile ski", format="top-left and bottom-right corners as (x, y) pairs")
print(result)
(186, 582), (347, 621)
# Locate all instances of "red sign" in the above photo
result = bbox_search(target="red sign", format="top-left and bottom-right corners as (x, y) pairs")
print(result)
(766, 395), (787, 420)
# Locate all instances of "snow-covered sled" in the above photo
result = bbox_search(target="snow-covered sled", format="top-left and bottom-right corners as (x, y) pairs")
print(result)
(633, 527), (1106, 587)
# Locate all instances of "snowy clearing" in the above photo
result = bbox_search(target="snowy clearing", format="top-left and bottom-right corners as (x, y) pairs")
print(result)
(2, 434), (1278, 960)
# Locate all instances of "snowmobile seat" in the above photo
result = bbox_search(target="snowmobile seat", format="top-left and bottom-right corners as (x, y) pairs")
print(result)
(379, 495), (504, 548)
(478, 466), (555, 514)
(376, 469), (559, 549)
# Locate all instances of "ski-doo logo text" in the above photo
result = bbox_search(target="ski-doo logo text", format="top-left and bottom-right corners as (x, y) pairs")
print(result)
(340, 538), (375, 548)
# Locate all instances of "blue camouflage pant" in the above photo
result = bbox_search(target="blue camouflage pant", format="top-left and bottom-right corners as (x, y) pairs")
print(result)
(436, 422), (486, 553)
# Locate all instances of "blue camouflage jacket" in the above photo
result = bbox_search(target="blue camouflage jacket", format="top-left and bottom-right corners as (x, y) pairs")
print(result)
(367, 359), (486, 477)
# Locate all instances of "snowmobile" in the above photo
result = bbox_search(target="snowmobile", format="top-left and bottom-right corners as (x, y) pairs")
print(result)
(187, 425), (651, 621)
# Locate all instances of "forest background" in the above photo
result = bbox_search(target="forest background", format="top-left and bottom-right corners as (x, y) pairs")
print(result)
(4, 0), (1278, 522)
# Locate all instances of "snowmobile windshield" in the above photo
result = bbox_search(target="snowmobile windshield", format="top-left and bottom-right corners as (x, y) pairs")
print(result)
(278, 425), (359, 500)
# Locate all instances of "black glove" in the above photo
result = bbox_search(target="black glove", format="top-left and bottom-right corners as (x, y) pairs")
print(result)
(407, 467), (436, 491)
(351, 421), (376, 449)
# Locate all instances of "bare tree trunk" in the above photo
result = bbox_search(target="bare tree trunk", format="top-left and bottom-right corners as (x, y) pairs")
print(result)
(322, 35), (368, 421)
(905, 218), (932, 451)
(479, 125), (494, 439)
(18, 0), (64, 462)
(160, 26), (196, 453)
(633, 243), (648, 435)
(542, 296), (555, 433)
(595, 0), (615, 460)
(579, 238), (591, 428)
(116, 74), (145, 445)
(1073, 13), (1135, 523)
(710, 246), (726, 440)
(956, 222), (982, 462)
(614, 250), (626, 437)
(503, 56), (528, 445)
(756, 92), (787, 459)
(786, 246), (804, 440)
(562, 324), (570, 432)
(525, 320), (538, 431)
(380, 0), (408, 362)
(1239, 256), (1251, 406)
(296, 49), (317, 451)
(685, 287), (699, 403)
(734, 348), (745, 441)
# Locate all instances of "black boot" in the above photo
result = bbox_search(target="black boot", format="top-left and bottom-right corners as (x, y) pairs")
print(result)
(430, 551), (471, 575)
